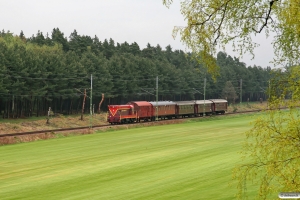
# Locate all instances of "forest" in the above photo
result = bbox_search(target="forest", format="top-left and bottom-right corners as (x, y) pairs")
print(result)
(0, 28), (271, 118)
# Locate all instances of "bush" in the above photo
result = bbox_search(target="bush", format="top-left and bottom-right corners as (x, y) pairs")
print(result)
(233, 106), (238, 112)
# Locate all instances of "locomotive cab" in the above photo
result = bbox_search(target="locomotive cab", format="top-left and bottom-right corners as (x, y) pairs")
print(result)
(107, 105), (137, 124)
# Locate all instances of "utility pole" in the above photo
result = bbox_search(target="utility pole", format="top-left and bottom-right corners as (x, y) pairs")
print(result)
(203, 78), (206, 116)
(240, 79), (242, 104)
(90, 74), (93, 128)
(156, 76), (158, 121)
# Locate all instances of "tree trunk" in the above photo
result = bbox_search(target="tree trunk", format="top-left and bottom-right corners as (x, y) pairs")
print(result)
(60, 97), (64, 114)
(81, 89), (87, 120)
(12, 95), (15, 118)
(98, 93), (105, 114)
(69, 99), (73, 115)
(36, 98), (39, 117)
(7, 100), (9, 119)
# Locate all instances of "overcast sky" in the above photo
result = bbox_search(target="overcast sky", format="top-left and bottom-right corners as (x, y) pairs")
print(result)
(1, 0), (275, 68)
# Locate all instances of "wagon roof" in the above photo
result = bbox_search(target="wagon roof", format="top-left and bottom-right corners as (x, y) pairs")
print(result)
(194, 100), (213, 104)
(108, 105), (133, 109)
(148, 101), (176, 106)
(209, 99), (228, 103)
(128, 101), (152, 107)
(173, 101), (195, 105)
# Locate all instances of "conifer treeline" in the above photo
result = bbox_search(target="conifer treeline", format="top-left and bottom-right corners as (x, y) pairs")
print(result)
(0, 29), (270, 118)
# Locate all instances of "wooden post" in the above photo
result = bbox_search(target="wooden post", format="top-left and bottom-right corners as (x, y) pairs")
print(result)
(98, 93), (105, 114)
(81, 89), (86, 120)
(46, 107), (51, 124)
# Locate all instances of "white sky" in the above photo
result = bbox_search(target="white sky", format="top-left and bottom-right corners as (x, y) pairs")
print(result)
(1, 0), (275, 68)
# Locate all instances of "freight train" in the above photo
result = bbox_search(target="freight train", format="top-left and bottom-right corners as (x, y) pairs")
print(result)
(107, 99), (227, 124)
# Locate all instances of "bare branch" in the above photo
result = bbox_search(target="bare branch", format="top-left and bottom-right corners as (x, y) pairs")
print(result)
(252, 0), (278, 33)
(190, 0), (232, 26)
(213, 2), (228, 45)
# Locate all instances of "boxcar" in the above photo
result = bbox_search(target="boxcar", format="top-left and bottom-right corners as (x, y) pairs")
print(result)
(127, 101), (152, 122)
(149, 101), (176, 120)
(209, 99), (228, 114)
(174, 101), (196, 118)
(195, 100), (213, 116)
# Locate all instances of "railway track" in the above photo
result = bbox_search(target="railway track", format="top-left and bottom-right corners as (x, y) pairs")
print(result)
(0, 109), (265, 139)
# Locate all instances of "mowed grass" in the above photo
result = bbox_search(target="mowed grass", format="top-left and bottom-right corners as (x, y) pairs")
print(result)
(0, 115), (260, 200)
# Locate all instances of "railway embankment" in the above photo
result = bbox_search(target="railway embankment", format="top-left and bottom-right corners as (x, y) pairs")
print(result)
(0, 102), (270, 145)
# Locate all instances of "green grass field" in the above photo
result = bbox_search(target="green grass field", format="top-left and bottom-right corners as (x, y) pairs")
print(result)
(0, 115), (264, 199)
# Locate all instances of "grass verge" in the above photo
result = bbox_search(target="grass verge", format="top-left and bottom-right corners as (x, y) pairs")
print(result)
(0, 114), (276, 199)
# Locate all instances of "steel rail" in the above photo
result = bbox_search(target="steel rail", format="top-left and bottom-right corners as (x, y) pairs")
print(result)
(0, 108), (272, 138)
(0, 124), (114, 137)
